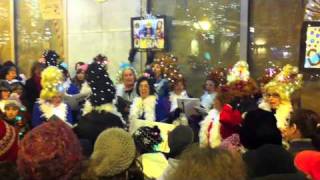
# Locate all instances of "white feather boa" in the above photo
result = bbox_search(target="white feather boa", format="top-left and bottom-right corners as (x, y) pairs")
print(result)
(38, 99), (69, 125)
(129, 95), (157, 122)
(258, 99), (292, 130)
(82, 100), (125, 124)
(199, 109), (222, 148)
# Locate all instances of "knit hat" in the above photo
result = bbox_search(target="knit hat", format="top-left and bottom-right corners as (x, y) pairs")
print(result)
(90, 128), (136, 177)
(4, 93), (25, 110)
(17, 118), (83, 180)
(42, 50), (60, 67)
(133, 126), (163, 153)
(240, 109), (282, 150)
(0, 80), (11, 92)
(243, 144), (297, 178)
(40, 66), (64, 100)
(86, 58), (116, 107)
(0, 120), (18, 162)
(294, 150), (320, 180)
(168, 125), (194, 158)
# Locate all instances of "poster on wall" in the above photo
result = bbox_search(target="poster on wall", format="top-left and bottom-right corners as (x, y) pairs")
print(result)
(39, 0), (62, 20)
(131, 16), (166, 50)
(300, 21), (320, 70)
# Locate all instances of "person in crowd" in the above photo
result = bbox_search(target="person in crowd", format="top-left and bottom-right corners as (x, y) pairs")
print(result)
(25, 62), (45, 113)
(74, 58), (124, 156)
(3, 94), (29, 139)
(167, 145), (247, 180)
(129, 76), (171, 123)
(0, 61), (26, 85)
(150, 61), (169, 98)
(283, 109), (320, 155)
(17, 118), (83, 180)
(200, 78), (218, 111)
(294, 150), (320, 180)
(0, 119), (18, 163)
(243, 144), (305, 180)
(72, 62), (88, 91)
(133, 126), (168, 179)
(82, 128), (144, 180)
(159, 125), (194, 180)
(239, 109), (282, 150)
(259, 64), (303, 131)
(0, 80), (11, 113)
(168, 76), (189, 112)
(116, 64), (138, 122)
(199, 91), (242, 148)
(32, 66), (74, 127)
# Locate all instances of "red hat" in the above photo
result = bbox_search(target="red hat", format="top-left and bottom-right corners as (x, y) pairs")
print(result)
(17, 118), (83, 180)
(0, 120), (18, 162)
(294, 150), (320, 180)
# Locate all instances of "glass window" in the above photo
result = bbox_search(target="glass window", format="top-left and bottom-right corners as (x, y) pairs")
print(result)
(0, 0), (13, 62)
(16, 0), (65, 76)
(151, 0), (240, 96)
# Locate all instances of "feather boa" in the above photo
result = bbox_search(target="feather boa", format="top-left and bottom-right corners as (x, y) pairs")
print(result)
(169, 91), (189, 112)
(82, 100), (125, 124)
(38, 99), (68, 124)
(258, 99), (292, 130)
(199, 109), (222, 148)
(79, 81), (92, 96)
(129, 95), (157, 122)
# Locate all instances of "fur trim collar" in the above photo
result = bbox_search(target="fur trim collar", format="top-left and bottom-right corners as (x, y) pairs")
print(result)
(199, 109), (222, 148)
(130, 95), (157, 122)
(259, 100), (292, 130)
(82, 100), (125, 124)
(80, 81), (92, 96)
(38, 99), (68, 123)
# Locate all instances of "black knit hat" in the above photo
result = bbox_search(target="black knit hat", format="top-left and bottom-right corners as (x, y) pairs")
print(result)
(168, 125), (194, 158)
(133, 126), (162, 153)
(240, 109), (282, 150)
(43, 50), (59, 67)
(86, 59), (116, 106)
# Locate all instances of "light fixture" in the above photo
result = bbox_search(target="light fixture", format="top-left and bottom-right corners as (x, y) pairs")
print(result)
(193, 21), (211, 31)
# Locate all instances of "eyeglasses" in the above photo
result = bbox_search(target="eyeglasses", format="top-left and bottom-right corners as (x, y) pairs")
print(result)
(266, 93), (280, 98)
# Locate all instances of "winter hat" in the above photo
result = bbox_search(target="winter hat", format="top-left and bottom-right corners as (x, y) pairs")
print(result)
(240, 109), (282, 150)
(4, 93), (25, 110)
(133, 126), (162, 153)
(40, 66), (64, 100)
(90, 128), (136, 177)
(243, 144), (297, 178)
(41, 50), (60, 67)
(86, 58), (116, 107)
(294, 150), (320, 180)
(168, 125), (194, 158)
(17, 118), (83, 180)
(0, 120), (18, 162)
(0, 80), (11, 92)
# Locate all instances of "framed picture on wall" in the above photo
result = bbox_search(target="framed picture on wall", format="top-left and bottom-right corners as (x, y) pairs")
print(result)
(300, 21), (320, 72)
(131, 16), (167, 51)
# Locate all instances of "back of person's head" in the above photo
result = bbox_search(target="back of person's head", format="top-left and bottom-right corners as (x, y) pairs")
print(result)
(82, 128), (143, 180)
(243, 144), (297, 179)
(133, 126), (162, 154)
(168, 125), (194, 158)
(0, 162), (19, 180)
(17, 118), (83, 180)
(289, 109), (320, 150)
(74, 111), (124, 154)
(240, 109), (282, 150)
(167, 145), (247, 180)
